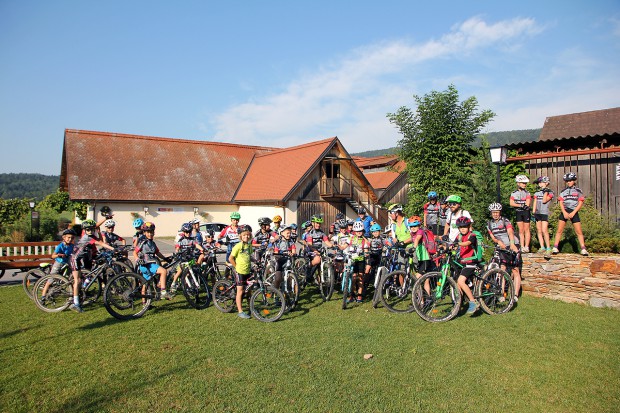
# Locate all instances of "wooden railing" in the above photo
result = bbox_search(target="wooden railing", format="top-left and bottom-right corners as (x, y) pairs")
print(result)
(0, 242), (56, 270)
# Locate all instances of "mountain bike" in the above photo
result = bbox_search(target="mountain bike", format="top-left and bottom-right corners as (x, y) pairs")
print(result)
(340, 252), (357, 310)
(168, 251), (211, 309)
(200, 246), (228, 284)
(317, 247), (336, 301)
(263, 251), (300, 312)
(376, 246), (416, 313)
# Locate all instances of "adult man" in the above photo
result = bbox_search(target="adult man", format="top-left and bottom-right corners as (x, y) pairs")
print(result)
(355, 207), (373, 238)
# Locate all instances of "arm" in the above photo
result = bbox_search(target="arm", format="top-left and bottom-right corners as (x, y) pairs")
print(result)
(506, 226), (519, 252)
(94, 239), (115, 251)
(509, 196), (520, 208)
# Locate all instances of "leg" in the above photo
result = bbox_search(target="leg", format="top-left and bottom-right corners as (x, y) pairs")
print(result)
(457, 275), (474, 302)
(536, 221), (545, 251)
(516, 221), (525, 251)
(235, 286), (245, 313)
(512, 267), (521, 298)
(523, 222), (531, 250)
(553, 220), (566, 251)
(541, 221), (550, 249)
(573, 222), (587, 253)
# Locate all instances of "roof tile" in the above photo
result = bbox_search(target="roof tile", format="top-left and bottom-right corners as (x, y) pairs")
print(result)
(539, 107), (620, 142)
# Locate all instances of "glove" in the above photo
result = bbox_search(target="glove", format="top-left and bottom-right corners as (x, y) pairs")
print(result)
(396, 241), (405, 248)
(542, 188), (551, 193)
(136, 259), (145, 266)
(522, 205), (530, 211)
(441, 235), (449, 242)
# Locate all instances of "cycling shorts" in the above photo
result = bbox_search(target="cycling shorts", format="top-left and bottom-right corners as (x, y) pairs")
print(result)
(352, 260), (366, 273)
(234, 271), (251, 287)
(70, 255), (92, 272)
(558, 208), (581, 223)
(139, 263), (161, 280)
(534, 213), (548, 222)
(459, 265), (478, 280)
(515, 210), (531, 223)
(366, 254), (381, 268)
(416, 260), (435, 275)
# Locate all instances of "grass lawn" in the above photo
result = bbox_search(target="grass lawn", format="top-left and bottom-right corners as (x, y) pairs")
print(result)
(0, 284), (618, 413)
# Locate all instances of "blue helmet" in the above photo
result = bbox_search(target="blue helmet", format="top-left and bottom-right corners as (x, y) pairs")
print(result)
(370, 223), (381, 232)
(428, 191), (438, 199)
(133, 218), (144, 229)
(181, 223), (192, 233)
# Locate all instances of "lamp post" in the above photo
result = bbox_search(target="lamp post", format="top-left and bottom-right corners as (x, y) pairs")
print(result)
(489, 146), (508, 203)
(28, 201), (35, 239)
(143, 206), (149, 216)
(193, 207), (198, 216)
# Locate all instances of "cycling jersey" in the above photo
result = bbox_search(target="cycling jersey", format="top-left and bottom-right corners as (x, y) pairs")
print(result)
(252, 229), (277, 247)
(391, 221), (410, 243)
(103, 232), (124, 246)
(445, 209), (473, 241)
(533, 189), (555, 215)
(54, 242), (74, 264)
(368, 236), (384, 255)
(347, 235), (368, 262)
(273, 236), (296, 254)
(510, 188), (531, 209)
(332, 232), (351, 248)
(458, 232), (479, 263)
(219, 226), (240, 245)
(423, 201), (440, 225)
(439, 206), (449, 227)
(558, 186), (585, 210)
(135, 238), (160, 264)
(176, 235), (199, 252)
(304, 228), (329, 249)
(486, 217), (519, 246)
(74, 234), (97, 258)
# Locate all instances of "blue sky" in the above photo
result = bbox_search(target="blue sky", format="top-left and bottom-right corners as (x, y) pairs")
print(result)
(1, 0), (619, 175)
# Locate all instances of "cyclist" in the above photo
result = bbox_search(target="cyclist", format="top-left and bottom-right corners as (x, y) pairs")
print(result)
(331, 220), (350, 275)
(272, 224), (296, 290)
(102, 219), (126, 247)
(228, 224), (253, 319)
(347, 221), (369, 303)
(252, 217), (277, 262)
(132, 218), (145, 247)
(134, 222), (170, 300)
(290, 223), (298, 243)
(443, 195), (473, 242)
(272, 215), (283, 234)
(302, 215), (334, 284)
(356, 208), (373, 238)
(346, 219), (354, 235)
(219, 212), (241, 263)
(189, 218), (203, 244)
(170, 223), (205, 294)
(510, 175), (532, 253)
(298, 220), (312, 255)
(532, 176), (554, 257)
(438, 197), (449, 233)
(454, 216), (482, 315)
(69, 220), (116, 312)
(423, 191), (441, 236)
(553, 172), (588, 256)
(40, 229), (76, 302)
(329, 212), (345, 236)
(408, 216), (434, 279)
(364, 223), (384, 298)
(486, 203), (522, 301)
(388, 204), (411, 248)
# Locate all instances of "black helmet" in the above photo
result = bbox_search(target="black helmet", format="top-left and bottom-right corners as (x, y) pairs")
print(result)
(237, 224), (252, 234)
(62, 229), (77, 236)
(181, 223), (192, 233)
(258, 217), (272, 226)
(99, 206), (112, 217)
(455, 216), (472, 228)
(357, 207), (365, 215)
(335, 213), (345, 220)
(563, 172), (577, 181)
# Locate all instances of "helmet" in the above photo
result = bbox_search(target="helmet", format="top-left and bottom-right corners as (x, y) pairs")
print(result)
(301, 220), (311, 230)
(535, 176), (550, 184)
(563, 172), (577, 181)
(258, 217), (272, 226)
(388, 204), (403, 214)
(62, 229), (77, 236)
(188, 218), (200, 225)
(99, 206), (112, 217)
(133, 218), (144, 229)
(230, 212), (241, 220)
(204, 230), (214, 238)
(237, 224), (252, 234)
(440, 197), (448, 205)
(428, 191), (438, 199)
(346, 219), (354, 226)
(407, 216), (421, 227)
(333, 223), (341, 232)
(82, 219), (96, 229)
(445, 195), (462, 204)
(455, 216), (472, 228)
(488, 203), (503, 212)
(142, 222), (156, 232)
(352, 221), (364, 232)
(335, 213), (345, 220)
(515, 174), (530, 183)
(384, 225), (392, 234)
(103, 219), (116, 228)
(290, 223), (297, 230)
(280, 223), (293, 232)
(272, 215), (282, 223)
(357, 207), (365, 215)
(370, 223), (381, 232)
(181, 223), (193, 233)
(311, 215), (324, 223)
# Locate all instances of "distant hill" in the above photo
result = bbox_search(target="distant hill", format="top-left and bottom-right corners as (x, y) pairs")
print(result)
(352, 129), (541, 157)
(0, 173), (59, 200)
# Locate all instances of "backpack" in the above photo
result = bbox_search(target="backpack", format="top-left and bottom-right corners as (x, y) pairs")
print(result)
(421, 229), (437, 255)
(472, 230), (485, 262)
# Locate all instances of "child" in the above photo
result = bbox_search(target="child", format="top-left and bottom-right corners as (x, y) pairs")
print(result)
(486, 203), (522, 301)
(132, 218), (145, 247)
(332, 220), (351, 276)
(41, 229), (76, 301)
(408, 217), (434, 280)
(303, 215), (334, 284)
(510, 175), (532, 252)
(442, 195), (473, 242)
(552, 172), (588, 256)
(69, 221), (116, 312)
(272, 224), (296, 290)
(272, 215), (283, 234)
(229, 225), (254, 319)
(347, 221), (369, 303)
(532, 176), (554, 257)
(365, 223), (384, 296)
(170, 223), (205, 293)
(102, 219), (126, 247)
(454, 216), (481, 315)
(438, 197), (449, 235)
(134, 222), (169, 299)
(219, 212), (241, 263)
(252, 217), (277, 262)
(423, 191), (441, 236)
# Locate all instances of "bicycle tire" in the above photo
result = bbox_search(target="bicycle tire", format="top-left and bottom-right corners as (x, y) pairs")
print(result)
(476, 268), (515, 315)
(212, 279), (236, 313)
(103, 272), (152, 320)
(23, 268), (46, 300)
(372, 266), (388, 308)
(181, 270), (211, 309)
(412, 271), (461, 323)
(33, 274), (73, 313)
(341, 272), (351, 310)
(250, 285), (285, 322)
(292, 256), (308, 290)
(81, 272), (102, 306)
(319, 261), (335, 301)
(283, 271), (299, 312)
(378, 270), (415, 313)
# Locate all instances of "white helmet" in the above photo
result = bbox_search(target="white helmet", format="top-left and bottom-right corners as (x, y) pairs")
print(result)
(352, 221), (364, 232)
(488, 203), (503, 212)
(189, 218), (200, 224)
(515, 174), (529, 183)
(103, 219), (116, 228)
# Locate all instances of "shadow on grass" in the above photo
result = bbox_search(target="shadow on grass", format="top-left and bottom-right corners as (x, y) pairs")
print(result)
(0, 326), (38, 340)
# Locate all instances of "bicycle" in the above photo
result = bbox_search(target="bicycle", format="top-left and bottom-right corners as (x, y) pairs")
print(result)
(316, 247), (336, 301)
(376, 246), (417, 313)
(200, 246), (229, 284)
(263, 250), (300, 312)
(340, 252), (358, 310)
(167, 250), (211, 310)
(211, 263), (286, 322)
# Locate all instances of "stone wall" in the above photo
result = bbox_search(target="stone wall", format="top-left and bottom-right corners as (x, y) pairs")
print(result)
(521, 253), (620, 309)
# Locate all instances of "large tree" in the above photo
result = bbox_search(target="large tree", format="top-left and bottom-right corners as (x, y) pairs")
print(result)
(387, 85), (495, 215)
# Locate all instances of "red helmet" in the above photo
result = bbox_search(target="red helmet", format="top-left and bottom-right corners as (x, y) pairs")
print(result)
(455, 216), (472, 228)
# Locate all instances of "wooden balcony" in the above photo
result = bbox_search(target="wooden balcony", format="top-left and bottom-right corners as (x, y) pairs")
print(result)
(320, 178), (353, 199)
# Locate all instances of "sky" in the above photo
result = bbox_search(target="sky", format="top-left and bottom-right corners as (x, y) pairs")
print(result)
(1, 0), (619, 175)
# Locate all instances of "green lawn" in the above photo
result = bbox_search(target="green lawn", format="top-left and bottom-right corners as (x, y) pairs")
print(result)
(1, 284), (618, 413)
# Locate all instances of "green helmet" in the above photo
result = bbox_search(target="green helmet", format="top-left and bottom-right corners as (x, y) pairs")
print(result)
(310, 214), (324, 223)
(445, 195), (462, 204)
(82, 219), (97, 229)
(230, 212), (241, 220)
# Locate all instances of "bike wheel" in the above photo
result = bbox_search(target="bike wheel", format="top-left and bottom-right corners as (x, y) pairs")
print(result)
(181, 270), (211, 309)
(378, 270), (415, 314)
(212, 279), (236, 313)
(250, 285), (285, 322)
(23, 268), (46, 300)
(476, 268), (515, 315)
(372, 266), (388, 308)
(318, 262), (335, 301)
(412, 271), (461, 322)
(32, 274), (73, 313)
(341, 273), (350, 310)
(283, 271), (299, 312)
(103, 272), (152, 320)
(81, 273), (101, 306)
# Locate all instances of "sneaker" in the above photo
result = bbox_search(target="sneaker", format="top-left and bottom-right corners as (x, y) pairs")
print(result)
(69, 303), (84, 313)
(466, 300), (479, 315)
(170, 282), (178, 294)
(551, 247), (559, 255)
(580, 249), (589, 256)
(160, 290), (171, 300)
(544, 248), (551, 258)
(356, 296), (363, 303)
(514, 295), (519, 303)
(521, 246), (529, 253)
(498, 296), (506, 303)
(237, 311), (251, 319)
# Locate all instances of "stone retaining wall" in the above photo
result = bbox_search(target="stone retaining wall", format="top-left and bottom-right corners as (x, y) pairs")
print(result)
(521, 253), (620, 309)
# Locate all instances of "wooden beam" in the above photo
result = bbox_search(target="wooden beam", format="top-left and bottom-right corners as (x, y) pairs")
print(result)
(507, 147), (619, 162)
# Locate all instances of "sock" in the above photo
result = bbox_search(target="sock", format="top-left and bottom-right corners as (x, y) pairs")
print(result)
(73, 296), (79, 305)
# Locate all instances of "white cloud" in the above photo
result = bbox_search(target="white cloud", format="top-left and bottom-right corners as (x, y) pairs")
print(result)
(206, 17), (545, 148)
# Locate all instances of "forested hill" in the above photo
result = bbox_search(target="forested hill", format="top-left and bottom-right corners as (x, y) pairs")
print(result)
(352, 128), (541, 157)
(0, 173), (59, 200)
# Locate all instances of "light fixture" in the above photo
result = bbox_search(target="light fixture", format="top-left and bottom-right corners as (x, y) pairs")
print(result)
(29, 201), (35, 209)
(143, 206), (149, 215)
(489, 146), (508, 165)
(193, 207), (198, 215)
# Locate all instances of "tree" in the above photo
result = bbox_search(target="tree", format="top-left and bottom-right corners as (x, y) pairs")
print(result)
(39, 190), (88, 220)
(387, 85), (495, 215)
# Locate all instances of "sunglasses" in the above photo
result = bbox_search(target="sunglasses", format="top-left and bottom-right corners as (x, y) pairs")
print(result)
(447, 202), (459, 207)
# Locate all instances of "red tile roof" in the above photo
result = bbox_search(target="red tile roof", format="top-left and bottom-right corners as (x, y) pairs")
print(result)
(234, 138), (337, 202)
(61, 129), (274, 202)
(539, 107), (620, 142)
(363, 160), (406, 189)
(353, 155), (399, 169)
